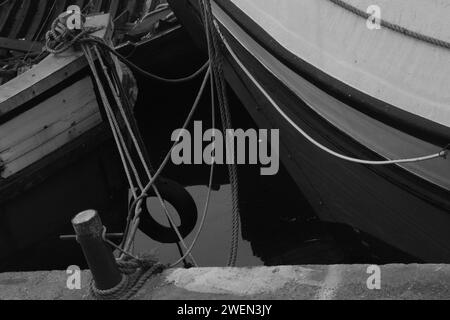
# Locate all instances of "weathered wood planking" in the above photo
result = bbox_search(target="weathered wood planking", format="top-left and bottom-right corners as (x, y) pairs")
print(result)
(0, 0), (147, 44)
(0, 78), (100, 174)
(0, 0), (19, 36)
(0, 37), (43, 53)
(0, 14), (115, 178)
(7, 0), (33, 39)
(1, 113), (102, 178)
(25, 0), (52, 41)
(0, 14), (111, 117)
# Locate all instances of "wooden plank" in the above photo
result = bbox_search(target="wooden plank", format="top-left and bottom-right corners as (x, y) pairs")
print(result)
(26, 0), (53, 41)
(0, 51), (86, 116)
(0, 1), (14, 31)
(7, 0), (33, 39)
(0, 37), (43, 53)
(0, 78), (103, 178)
(0, 0), (19, 36)
(0, 14), (112, 117)
(0, 77), (98, 153)
(127, 7), (172, 37)
(0, 123), (111, 203)
(0, 104), (100, 164)
(1, 112), (102, 178)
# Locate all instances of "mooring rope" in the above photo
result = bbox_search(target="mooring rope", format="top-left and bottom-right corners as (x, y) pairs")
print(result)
(86, 227), (166, 300)
(45, 14), (103, 55)
(327, 0), (450, 50)
(41, 6), (240, 297)
(40, 13), (219, 298)
(90, 45), (197, 265)
(82, 37), (210, 84)
(44, 14), (209, 83)
(43, 12), (207, 264)
(213, 23), (448, 165)
(200, 0), (241, 267)
(170, 54), (218, 269)
(83, 43), (206, 297)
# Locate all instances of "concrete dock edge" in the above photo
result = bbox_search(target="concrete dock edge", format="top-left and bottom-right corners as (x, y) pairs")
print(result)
(1, 264), (449, 300)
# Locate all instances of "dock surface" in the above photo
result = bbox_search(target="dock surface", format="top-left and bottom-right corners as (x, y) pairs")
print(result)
(1, 265), (449, 300)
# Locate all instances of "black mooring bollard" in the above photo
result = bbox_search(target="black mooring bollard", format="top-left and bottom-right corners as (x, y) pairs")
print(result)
(72, 210), (122, 291)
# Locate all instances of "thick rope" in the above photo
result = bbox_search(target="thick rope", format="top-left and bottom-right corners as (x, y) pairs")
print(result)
(89, 257), (165, 300)
(327, 0), (450, 50)
(170, 41), (218, 269)
(91, 45), (195, 263)
(83, 44), (199, 268)
(78, 34), (209, 297)
(126, 67), (212, 231)
(44, 14), (103, 55)
(38, 12), (217, 299)
(81, 38), (210, 84)
(200, 0), (240, 267)
(87, 228), (165, 300)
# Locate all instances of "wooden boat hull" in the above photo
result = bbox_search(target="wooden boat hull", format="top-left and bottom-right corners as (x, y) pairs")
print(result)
(0, 14), (129, 269)
(0, 0), (147, 43)
(0, 127), (128, 271)
(169, 0), (450, 262)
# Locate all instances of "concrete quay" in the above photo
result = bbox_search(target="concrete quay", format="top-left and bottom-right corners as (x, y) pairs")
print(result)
(1, 264), (449, 300)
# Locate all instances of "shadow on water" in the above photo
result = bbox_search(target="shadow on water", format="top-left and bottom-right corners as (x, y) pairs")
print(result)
(2, 27), (418, 272)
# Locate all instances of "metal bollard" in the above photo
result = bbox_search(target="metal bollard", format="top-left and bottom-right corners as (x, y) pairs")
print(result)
(72, 210), (122, 291)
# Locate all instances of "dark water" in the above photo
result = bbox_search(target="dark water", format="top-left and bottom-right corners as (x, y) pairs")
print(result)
(128, 39), (415, 267)
(133, 130), (414, 268)
(2, 28), (417, 272)
(127, 29), (417, 268)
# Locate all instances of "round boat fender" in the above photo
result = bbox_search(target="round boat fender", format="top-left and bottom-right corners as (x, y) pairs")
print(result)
(138, 177), (198, 244)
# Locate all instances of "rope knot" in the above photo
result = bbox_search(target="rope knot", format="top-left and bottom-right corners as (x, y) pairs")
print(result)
(90, 255), (165, 300)
(44, 13), (102, 55)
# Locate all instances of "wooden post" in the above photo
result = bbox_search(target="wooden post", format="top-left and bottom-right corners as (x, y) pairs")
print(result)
(72, 210), (122, 291)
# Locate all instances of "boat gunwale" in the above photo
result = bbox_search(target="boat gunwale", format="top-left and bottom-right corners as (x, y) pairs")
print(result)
(0, 122), (111, 206)
(212, 0), (450, 147)
(0, 13), (111, 120)
(219, 24), (450, 213)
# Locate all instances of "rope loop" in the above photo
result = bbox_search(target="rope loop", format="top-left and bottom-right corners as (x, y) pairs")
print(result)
(45, 13), (103, 55)
(90, 230), (166, 300)
(89, 259), (166, 300)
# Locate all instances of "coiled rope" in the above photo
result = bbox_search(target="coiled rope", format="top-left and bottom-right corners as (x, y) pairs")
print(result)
(89, 228), (165, 300)
(44, 13), (209, 83)
(89, 257), (164, 300)
(44, 13), (103, 55)
(327, 0), (450, 50)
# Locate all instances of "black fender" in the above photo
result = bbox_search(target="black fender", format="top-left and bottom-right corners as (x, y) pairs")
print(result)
(139, 177), (198, 243)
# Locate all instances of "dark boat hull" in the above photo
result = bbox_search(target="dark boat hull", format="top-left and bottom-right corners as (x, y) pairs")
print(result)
(169, 0), (450, 262)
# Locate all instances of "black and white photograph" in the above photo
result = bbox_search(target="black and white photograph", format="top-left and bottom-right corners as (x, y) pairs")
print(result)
(0, 0), (449, 306)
